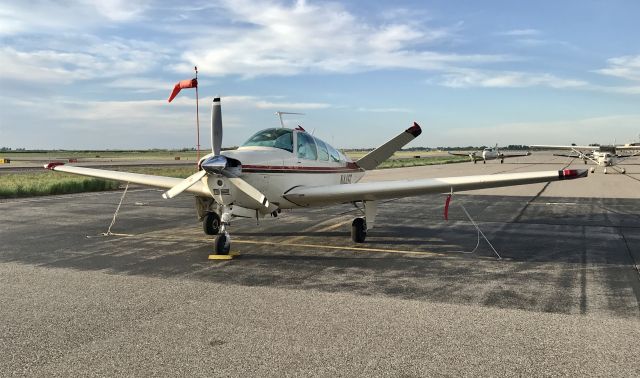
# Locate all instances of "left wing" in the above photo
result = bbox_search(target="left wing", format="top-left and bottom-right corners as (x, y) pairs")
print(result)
(45, 163), (211, 197)
(284, 169), (587, 206)
(500, 152), (531, 158)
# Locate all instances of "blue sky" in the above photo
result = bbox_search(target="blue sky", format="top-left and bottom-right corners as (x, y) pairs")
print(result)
(1, 0), (639, 149)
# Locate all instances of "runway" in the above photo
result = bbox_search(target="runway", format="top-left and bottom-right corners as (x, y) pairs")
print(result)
(1, 154), (639, 376)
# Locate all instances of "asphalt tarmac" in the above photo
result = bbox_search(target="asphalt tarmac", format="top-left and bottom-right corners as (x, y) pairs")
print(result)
(1, 154), (639, 376)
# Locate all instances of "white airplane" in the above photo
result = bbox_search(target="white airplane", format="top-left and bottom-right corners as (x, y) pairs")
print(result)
(531, 144), (640, 174)
(448, 144), (530, 164)
(45, 98), (587, 255)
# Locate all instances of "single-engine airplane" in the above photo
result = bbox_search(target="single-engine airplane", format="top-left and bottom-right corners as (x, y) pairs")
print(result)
(448, 144), (530, 164)
(531, 144), (640, 174)
(46, 98), (587, 255)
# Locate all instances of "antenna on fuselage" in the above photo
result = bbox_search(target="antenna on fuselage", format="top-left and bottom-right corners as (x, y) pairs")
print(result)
(275, 111), (305, 128)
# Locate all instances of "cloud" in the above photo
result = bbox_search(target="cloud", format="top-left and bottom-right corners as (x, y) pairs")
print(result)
(357, 107), (412, 113)
(172, 0), (509, 77)
(595, 55), (640, 82)
(497, 29), (541, 37)
(438, 69), (588, 89)
(0, 1), (149, 35)
(0, 39), (167, 84)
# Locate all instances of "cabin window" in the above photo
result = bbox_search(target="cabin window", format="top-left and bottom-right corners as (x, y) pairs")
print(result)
(325, 143), (342, 162)
(297, 132), (318, 160)
(315, 138), (330, 161)
(241, 128), (293, 152)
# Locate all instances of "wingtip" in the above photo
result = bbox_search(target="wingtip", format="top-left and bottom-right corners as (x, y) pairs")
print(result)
(559, 169), (588, 180)
(44, 162), (65, 170)
(405, 122), (422, 137)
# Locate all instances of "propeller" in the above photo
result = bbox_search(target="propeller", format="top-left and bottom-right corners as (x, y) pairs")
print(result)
(161, 97), (273, 212)
(212, 97), (222, 155)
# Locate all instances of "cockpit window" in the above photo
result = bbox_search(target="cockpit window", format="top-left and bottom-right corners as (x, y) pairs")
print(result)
(315, 138), (330, 161)
(325, 143), (343, 162)
(297, 132), (318, 160)
(241, 128), (293, 152)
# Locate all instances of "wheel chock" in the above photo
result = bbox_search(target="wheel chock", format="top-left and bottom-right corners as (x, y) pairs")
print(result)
(208, 252), (240, 260)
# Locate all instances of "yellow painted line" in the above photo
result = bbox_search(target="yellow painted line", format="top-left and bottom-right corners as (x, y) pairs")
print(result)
(91, 232), (465, 258)
(284, 219), (351, 244)
(232, 239), (451, 257)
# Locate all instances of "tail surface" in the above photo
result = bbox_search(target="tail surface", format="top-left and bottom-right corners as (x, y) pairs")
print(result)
(356, 122), (422, 170)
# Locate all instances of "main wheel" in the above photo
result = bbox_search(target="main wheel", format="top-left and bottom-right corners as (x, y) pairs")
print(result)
(214, 233), (230, 255)
(603, 168), (607, 174)
(483, 160), (486, 164)
(500, 159), (504, 164)
(351, 217), (367, 243)
(203, 212), (221, 235)
(621, 168), (626, 174)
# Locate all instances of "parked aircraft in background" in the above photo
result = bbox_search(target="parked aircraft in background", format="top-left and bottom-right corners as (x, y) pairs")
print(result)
(45, 98), (587, 255)
(448, 144), (530, 164)
(532, 144), (640, 174)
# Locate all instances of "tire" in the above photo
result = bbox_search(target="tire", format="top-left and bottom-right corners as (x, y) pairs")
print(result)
(500, 159), (504, 164)
(214, 234), (230, 255)
(203, 212), (221, 235)
(351, 218), (367, 243)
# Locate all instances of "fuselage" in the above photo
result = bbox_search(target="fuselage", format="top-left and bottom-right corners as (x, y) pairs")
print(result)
(593, 151), (614, 166)
(200, 127), (365, 210)
(481, 147), (502, 161)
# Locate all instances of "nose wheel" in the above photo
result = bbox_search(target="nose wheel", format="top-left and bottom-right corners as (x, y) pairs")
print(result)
(213, 232), (230, 255)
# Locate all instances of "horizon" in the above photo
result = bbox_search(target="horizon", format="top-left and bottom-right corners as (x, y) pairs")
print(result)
(1, 1), (639, 149)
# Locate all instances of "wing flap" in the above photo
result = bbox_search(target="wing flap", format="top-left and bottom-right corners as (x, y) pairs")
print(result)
(284, 169), (587, 206)
(47, 164), (211, 197)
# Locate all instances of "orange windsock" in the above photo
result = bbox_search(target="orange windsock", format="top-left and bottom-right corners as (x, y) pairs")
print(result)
(168, 78), (198, 102)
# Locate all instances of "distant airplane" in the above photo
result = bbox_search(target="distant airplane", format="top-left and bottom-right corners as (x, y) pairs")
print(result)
(531, 144), (640, 174)
(448, 144), (530, 164)
(45, 98), (587, 255)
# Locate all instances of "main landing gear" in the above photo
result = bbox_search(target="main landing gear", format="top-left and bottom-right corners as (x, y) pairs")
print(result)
(351, 218), (367, 243)
(351, 201), (377, 244)
(203, 212), (220, 235)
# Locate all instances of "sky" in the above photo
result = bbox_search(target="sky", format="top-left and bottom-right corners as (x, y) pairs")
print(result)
(1, 0), (639, 150)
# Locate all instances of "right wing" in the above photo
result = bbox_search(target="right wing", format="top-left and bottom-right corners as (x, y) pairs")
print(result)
(45, 163), (211, 197)
(447, 151), (477, 157)
(284, 169), (587, 206)
(531, 145), (597, 151)
(447, 151), (479, 162)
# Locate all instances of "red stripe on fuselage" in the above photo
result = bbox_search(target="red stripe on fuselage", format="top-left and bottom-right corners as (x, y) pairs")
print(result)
(242, 164), (363, 174)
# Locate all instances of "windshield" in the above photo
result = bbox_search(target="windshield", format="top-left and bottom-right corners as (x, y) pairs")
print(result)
(241, 128), (293, 152)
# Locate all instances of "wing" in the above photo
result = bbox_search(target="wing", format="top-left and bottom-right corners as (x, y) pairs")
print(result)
(45, 163), (211, 197)
(531, 145), (596, 151)
(283, 169), (587, 206)
(500, 152), (531, 158)
(448, 151), (476, 157)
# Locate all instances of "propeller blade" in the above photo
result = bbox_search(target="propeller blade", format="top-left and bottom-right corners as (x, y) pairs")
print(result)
(162, 170), (207, 199)
(211, 97), (222, 156)
(224, 173), (272, 211)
